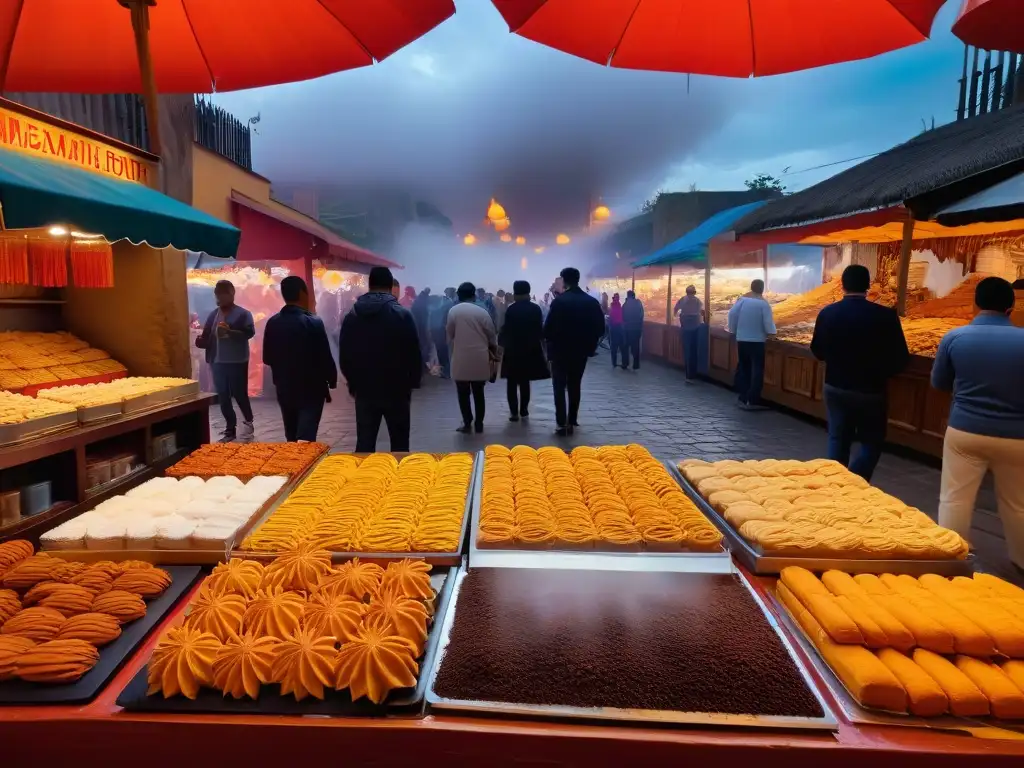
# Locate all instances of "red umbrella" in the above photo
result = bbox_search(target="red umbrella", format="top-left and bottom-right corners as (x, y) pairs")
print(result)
(953, 0), (1024, 53)
(0, 0), (454, 153)
(491, 0), (946, 77)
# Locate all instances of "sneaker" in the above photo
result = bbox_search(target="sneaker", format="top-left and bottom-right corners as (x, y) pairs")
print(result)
(237, 420), (255, 443)
(218, 429), (236, 443)
(520, 409), (529, 418)
(509, 414), (520, 422)
(474, 422), (484, 433)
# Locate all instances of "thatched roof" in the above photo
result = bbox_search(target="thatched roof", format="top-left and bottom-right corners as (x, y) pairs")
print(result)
(736, 104), (1024, 234)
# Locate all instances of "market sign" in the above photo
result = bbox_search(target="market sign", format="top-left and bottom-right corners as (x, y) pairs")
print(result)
(0, 105), (154, 185)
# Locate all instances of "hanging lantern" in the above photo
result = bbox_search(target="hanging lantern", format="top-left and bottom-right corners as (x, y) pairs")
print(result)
(487, 198), (506, 223)
(534, 246), (546, 254)
(321, 270), (344, 290)
(500, 233), (512, 243)
(593, 205), (611, 221)
(493, 217), (510, 232)
(556, 233), (571, 245)
(515, 235), (526, 245)
(463, 234), (477, 245)
(520, 257), (529, 270)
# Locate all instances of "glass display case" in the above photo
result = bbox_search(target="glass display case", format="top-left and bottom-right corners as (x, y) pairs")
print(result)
(631, 266), (670, 324)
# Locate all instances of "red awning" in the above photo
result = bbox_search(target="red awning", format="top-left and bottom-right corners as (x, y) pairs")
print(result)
(229, 191), (400, 270)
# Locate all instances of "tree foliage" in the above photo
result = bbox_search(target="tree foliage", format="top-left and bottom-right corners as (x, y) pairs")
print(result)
(745, 173), (786, 192)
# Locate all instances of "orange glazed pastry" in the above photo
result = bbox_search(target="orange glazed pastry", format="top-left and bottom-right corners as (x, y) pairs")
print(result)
(271, 627), (337, 701)
(119, 560), (155, 571)
(241, 588), (305, 639)
(261, 543), (332, 593)
(16, 639), (99, 683)
(2, 555), (62, 589)
(87, 561), (123, 579)
(0, 606), (66, 642)
(38, 584), (95, 617)
(206, 559), (264, 600)
(91, 590), (147, 624)
(364, 589), (429, 654)
(54, 561), (88, 581)
(316, 558), (383, 602)
(302, 592), (365, 643)
(22, 581), (66, 606)
(56, 612), (122, 646)
(0, 540), (33, 570)
(213, 632), (280, 699)
(335, 623), (418, 704)
(112, 568), (172, 599)
(147, 626), (222, 699)
(69, 569), (113, 595)
(185, 586), (246, 642)
(380, 559), (433, 601)
(0, 588), (21, 627)
(0, 635), (35, 680)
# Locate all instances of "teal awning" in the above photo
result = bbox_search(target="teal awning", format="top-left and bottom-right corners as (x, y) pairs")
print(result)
(0, 146), (240, 258)
(632, 200), (768, 268)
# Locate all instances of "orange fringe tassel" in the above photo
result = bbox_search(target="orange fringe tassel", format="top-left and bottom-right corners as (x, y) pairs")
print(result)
(28, 237), (69, 287)
(0, 233), (28, 285)
(70, 240), (114, 288)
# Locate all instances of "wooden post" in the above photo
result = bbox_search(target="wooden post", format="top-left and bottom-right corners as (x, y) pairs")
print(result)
(896, 215), (915, 317)
(124, 0), (163, 159)
(304, 257), (317, 314)
(665, 264), (673, 326)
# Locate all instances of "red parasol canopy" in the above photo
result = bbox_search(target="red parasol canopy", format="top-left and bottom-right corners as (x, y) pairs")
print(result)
(490, 0), (946, 77)
(952, 0), (1024, 53)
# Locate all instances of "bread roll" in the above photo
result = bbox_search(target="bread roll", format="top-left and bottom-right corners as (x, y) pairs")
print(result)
(875, 648), (948, 717)
(955, 656), (1024, 720)
(912, 649), (989, 717)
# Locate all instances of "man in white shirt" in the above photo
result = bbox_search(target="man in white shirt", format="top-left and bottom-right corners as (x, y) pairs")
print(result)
(727, 279), (776, 410)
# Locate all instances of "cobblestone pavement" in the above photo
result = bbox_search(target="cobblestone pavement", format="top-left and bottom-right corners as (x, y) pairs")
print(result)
(211, 350), (1018, 583)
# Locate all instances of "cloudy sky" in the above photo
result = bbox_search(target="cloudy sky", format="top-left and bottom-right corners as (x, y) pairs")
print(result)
(214, 0), (967, 239)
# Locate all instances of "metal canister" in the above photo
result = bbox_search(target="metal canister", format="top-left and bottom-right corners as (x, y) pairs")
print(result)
(0, 490), (20, 527)
(20, 481), (52, 517)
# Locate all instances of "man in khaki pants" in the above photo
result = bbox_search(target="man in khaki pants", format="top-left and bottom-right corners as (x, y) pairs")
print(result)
(932, 277), (1024, 572)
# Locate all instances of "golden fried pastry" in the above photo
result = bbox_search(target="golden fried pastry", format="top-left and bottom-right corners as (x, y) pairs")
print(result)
(0, 540), (33, 570)
(380, 558), (433, 601)
(112, 567), (171, 599)
(213, 632), (280, 699)
(335, 623), (418, 704)
(118, 560), (155, 571)
(91, 590), (147, 624)
(15, 639), (99, 683)
(69, 569), (114, 595)
(1001, 660), (1024, 693)
(955, 656), (1024, 719)
(833, 596), (890, 649)
(303, 592), (365, 642)
(0, 588), (22, 627)
(869, 594), (956, 654)
(271, 627), (337, 701)
(875, 648), (948, 716)
(261, 543), (333, 592)
(206, 559), (264, 600)
(780, 567), (864, 644)
(38, 584), (95, 617)
(911, 649), (989, 717)
(317, 558), (383, 602)
(22, 581), (66, 606)
(87, 561), (123, 579)
(56, 612), (121, 646)
(918, 574), (1024, 658)
(185, 586), (246, 642)
(974, 573), (1024, 601)
(0, 606), (66, 642)
(2, 555), (62, 589)
(147, 626), (222, 699)
(0, 635), (35, 680)
(241, 588), (305, 639)
(365, 588), (429, 654)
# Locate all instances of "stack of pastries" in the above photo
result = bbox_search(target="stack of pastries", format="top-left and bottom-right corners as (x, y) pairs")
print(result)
(36, 377), (192, 409)
(778, 566), (1024, 718)
(479, 444), (722, 552)
(679, 458), (968, 560)
(240, 453), (473, 555)
(146, 551), (434, 704)
(0, 330), (126, 391)
(166, 442), (328, 481)
(0, 541), (167, 684)
(0, 391), (76, 425)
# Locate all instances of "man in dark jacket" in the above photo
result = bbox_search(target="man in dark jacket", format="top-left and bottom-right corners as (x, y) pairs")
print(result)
(621, 290), (645, 370)
(810, 264), (909, 480)
(429, 288), (455, 378)
(339, 267), (422, 452)
(543, 267), (606, 436)
(262, 276), (337, 442)
(410, 287), (432, 365)
(500, 280), (549, 422)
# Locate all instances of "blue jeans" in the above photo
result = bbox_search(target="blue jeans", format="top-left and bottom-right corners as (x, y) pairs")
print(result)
(682, 327), (700, 379)
(211, 362), (253, 433)
(278, 398), (325, 442)
(734, 341), (765, 404)
(824, 385), (887, 481)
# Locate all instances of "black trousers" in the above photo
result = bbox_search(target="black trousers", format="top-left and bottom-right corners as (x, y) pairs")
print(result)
(354, 394), (411, 452)
(456, 380), (486, 426)
(735, 341), (766, 405)
(608, 325), (627, 367)
(278, 397), (325, 442)
(624, 329), (642, 369)
(552, 358), (586, 427)
(506, 378), (531, 415)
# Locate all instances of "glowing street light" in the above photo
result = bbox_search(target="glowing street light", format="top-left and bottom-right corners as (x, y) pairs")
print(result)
(463, 234), (477, 245)
(555, 233), (571, 245)
(515, 235), (526, 245)
(500, 233), (512, 242)
(593, 204), (611, 221)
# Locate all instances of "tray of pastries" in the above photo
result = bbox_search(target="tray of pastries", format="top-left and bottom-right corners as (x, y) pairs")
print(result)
(772, 566), (1024, 726)
(672, 459), (972, 575)
(165, 442), (328, 482)
(0, 540), (201, 704)
(0, 391), (78, 446)
(117, 553), (457, 716)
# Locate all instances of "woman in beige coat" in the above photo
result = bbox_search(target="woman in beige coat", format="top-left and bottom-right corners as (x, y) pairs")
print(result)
(447, 282), (498, 433)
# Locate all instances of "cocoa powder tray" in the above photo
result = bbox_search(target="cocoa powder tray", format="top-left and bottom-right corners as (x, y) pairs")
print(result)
(668, 462), (974, 577)
(425, 565), (838, 730)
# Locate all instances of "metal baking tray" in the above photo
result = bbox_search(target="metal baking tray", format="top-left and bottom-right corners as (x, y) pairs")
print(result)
(424, 565), (838, 730)
(767, 583), (1024, 734)
(468, 454), (731, 573)
(77, 401), (123, 424)
(122, 389), (176, 415)
(230, 452), (478, 567)
(117, 567), (459, 716)
(161, 380), (201, 400)
(668, 462), (975, 577)
(0, 410), (78, 447)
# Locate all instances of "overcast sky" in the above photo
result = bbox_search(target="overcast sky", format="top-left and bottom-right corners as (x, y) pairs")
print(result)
(213, 0), (967, 239)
